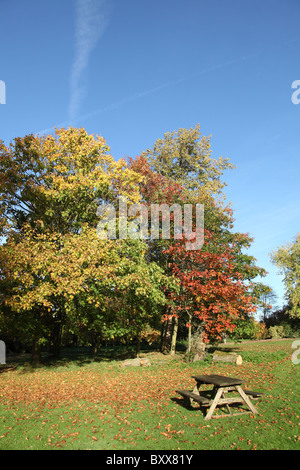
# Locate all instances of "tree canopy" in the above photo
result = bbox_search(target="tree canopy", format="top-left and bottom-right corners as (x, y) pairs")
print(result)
(270, 233), (300, 319)
(0, 125), (269, 362)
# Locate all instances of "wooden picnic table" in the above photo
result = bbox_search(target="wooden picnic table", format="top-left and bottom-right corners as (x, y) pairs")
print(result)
(177, 374), (262, 420)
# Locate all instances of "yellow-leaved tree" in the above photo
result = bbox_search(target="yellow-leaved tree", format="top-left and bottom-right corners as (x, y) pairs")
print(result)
(0, 128), (173, 363)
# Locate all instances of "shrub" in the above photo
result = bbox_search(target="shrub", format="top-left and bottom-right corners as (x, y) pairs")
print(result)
(268, 325), (285, 339)
(281, 322), (300, 338)
(228, 318), (265, 341)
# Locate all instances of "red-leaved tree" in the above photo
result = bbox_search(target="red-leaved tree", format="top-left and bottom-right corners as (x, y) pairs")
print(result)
(165, 229), (258, 347)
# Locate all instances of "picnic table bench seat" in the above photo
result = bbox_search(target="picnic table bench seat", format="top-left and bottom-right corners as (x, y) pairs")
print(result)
(243, 389), (264, 399)
(176, 389), (210, 406)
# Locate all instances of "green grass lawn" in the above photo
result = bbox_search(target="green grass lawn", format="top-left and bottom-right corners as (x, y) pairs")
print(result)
(0, 339), (299, 450)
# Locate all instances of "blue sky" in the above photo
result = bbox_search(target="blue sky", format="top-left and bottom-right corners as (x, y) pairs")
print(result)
(1, 0), (300, 314)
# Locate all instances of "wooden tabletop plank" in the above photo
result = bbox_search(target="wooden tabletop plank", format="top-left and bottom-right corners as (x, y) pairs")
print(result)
(191, 374), (244, 387)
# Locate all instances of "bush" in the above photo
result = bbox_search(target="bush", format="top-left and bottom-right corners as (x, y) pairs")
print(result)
(228, 318), (266, 341)
(268, 325), (285, 339)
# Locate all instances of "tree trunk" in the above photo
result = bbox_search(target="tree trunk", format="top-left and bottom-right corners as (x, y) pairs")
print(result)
(90, 341), (100, 357)
(170, 316), (178, 356)
(89, 331), (101, 357)
(50, 306), (65, 358)
(161, 316), (173, 354)
(32, 338), (42, 366)
(51, 321), (63, 358)
(187, 312), (192, 353)
(192, 329), (206, 361)
(186, 327), (206, 362)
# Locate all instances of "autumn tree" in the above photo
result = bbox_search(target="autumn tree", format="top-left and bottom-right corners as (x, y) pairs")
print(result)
(0, 128), (172, 362)
(136, 124), (268, 353)
(270, 233), (300, 319)
(0, 127), (143, 234)
(141, 123), (234, 197)
(165, 229), (264, 346)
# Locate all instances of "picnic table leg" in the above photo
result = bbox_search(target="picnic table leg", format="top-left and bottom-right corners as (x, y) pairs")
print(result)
(223, 393), (232, 415)
(192, 382), (212, 408)
(204, 387), (224, 420)
(235, 386), (258, 415)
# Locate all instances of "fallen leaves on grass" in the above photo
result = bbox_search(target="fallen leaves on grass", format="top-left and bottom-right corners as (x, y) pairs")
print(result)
(0, 365), (193, 412)
(0, 358), (278, 412)
(0, 343), (299, 451)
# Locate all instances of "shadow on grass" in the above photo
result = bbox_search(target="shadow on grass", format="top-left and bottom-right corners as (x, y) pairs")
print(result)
(4, 343), (163, 371)
(3, 341), (245, 372)
(170, 396), (202, 412)
(206, 345), (241, 354)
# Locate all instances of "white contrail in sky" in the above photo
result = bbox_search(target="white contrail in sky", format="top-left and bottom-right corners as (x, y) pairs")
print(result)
(74, 54), (257, 123)
(39, 54), (255, 135)
(36, 30), (299, 137)
(69, 0), (111, 121)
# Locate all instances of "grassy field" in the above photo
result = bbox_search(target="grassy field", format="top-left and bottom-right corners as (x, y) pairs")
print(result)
(0, 339), (299, 450)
